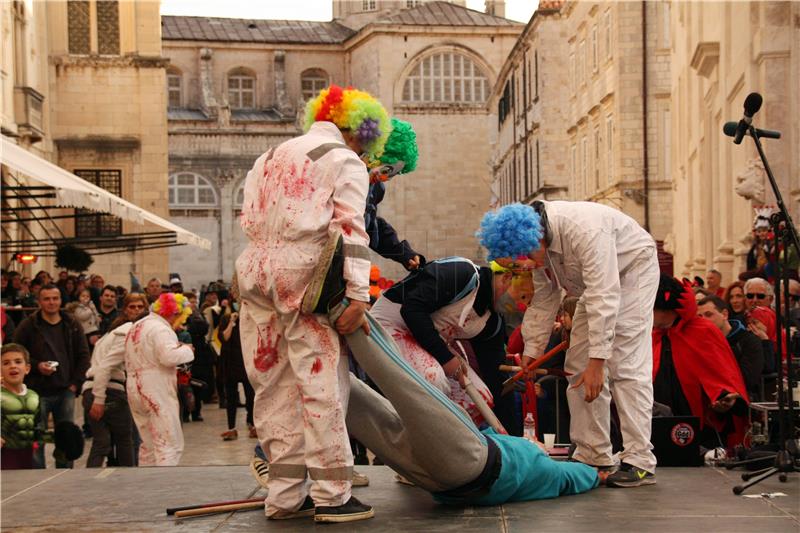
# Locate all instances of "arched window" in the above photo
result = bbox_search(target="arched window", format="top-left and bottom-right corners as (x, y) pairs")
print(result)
(227, 68), (256, 109)
(401, 52), (490, 104)
(235, 180), (245, 207)
(301, 68), (329, 101)
(168, 173), (218, 208)
(167, 67), (182, 108)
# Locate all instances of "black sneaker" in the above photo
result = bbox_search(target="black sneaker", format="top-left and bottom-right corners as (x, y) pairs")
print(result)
(314, 496), (374, 523)
(269, 495), (314, 520)
(606, 462), (656, 488)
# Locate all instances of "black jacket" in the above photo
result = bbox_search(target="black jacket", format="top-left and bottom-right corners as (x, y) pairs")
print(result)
(726, 319), (764, 395)
(383, 259), (502, 365)
(14, 310), (91, 396)
(365, 182), (425, 269)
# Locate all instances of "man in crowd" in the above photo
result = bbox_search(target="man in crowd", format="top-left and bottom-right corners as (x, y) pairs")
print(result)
(13, 284), (90, 468)
(169, 277), (184, 294)
(236, 85), (388, 522)
(697, 295), (764, 398)
(478, 202), (659, 488)
(706, 269), (725, 298)
(97, 285), (120, 335)
(652, 276), (749, 448)
(145, 277), (163, 304)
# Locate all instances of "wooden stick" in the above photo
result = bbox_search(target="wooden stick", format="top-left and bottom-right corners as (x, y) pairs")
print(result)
(167, 498), (263, 516)
(501, 340), (568, 396)
(174, 501), (264, 518)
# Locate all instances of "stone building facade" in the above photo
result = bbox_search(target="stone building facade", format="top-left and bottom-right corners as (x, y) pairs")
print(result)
(488, 0), (673, 246)
(667, 1), (800, 280)
(1, 0), (170, 285)
(163, 1), (522, 287)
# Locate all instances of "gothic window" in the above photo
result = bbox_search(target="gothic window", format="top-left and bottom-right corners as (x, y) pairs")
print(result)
(227, 69), (256, 110)
(168, 173), (218, 208)
(167, 68), (182, 108)
(74, 170), (122, 237)
(402, 52), (490, 104)
(362, 0), (377, 11)
(67, 0), (90, 54)
(235, 181), (245, 207)
(591, 25), (598, 73)
(96, 0), (119, 55)
(301, 68), (329, 101)
(604, 11), (612, 60)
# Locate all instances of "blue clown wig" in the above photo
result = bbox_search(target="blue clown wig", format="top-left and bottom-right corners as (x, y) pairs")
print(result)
(477, 203), (543, 261)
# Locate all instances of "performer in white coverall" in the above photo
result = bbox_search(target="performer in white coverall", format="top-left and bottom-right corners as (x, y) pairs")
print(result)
(236, 85), (389, 522)
(478, 201), (659, 488)
(124, 293), (194, 467)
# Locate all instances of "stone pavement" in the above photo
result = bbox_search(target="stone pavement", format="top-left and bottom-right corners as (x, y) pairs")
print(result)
(4, 463), (799, 531)
(8, 400), (798, 531)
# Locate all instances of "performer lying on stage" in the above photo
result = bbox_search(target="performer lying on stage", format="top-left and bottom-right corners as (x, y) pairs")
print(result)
(339, 303), (601, 505)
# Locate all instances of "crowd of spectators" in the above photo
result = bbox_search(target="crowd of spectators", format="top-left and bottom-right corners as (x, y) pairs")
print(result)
(1, 268), (256, 469)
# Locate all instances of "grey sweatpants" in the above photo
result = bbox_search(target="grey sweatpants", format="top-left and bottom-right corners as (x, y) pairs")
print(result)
(336, 306), (488, 493)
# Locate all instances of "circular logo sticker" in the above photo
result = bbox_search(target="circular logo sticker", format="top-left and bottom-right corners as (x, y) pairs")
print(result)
(670, 423), (695, 447)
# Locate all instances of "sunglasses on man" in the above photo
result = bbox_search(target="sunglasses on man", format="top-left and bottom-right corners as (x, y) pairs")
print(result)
(746, 293), (767, 300)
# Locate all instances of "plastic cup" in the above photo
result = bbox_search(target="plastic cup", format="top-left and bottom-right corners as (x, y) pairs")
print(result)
(544, 433), (556, 450)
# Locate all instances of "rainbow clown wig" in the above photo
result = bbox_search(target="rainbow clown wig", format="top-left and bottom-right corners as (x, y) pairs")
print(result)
(304, 85), (391, 161)
(477, 203), (544, 262)
(151, 293), (192, 329)
(379, 118), (419, 174)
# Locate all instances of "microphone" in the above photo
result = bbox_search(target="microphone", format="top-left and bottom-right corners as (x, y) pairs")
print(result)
(723, 121), (781, 140)
(732, 92), (763, 144)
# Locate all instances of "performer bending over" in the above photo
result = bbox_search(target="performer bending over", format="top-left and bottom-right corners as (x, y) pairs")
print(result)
(236, 85), (389, 522)
(341, 305), (600, 504)
(370, 256), (524, 434)
(478, 201), (659, 488)
(124, 293), (194, 466)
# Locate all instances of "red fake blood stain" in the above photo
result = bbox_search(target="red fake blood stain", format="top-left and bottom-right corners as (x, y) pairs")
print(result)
(303, 316), (334, 356)
(311, 357), (323, 374)
(130, 323), (143, 345)
(134, 372), (160, 415)
(254, 330), (279, 372)
(342, 224), (352, 236)
(283, 160), (315, 200)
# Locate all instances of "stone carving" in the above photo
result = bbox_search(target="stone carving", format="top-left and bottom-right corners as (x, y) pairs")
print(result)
(273, 50), (294, 116)
(735, 157), (766, 203)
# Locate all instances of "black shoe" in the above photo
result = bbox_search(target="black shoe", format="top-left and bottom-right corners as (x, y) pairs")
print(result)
(567, 458), (618, 473)
(606, 462), (656, 488)
(314, 496), (374, 523)
(354, 454), (369, 466)
(192, 415), (204, 422)
(269, 496), (314, 520)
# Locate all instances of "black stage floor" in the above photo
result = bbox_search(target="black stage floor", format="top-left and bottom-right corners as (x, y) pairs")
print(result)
(2, 465), (798, 531)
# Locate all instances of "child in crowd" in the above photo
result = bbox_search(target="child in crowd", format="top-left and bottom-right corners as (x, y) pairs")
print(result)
(1, 343), (39, 470)
(67, 288), (101, 346)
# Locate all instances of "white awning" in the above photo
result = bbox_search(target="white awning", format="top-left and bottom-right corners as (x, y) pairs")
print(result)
(1, 136), (211, 250)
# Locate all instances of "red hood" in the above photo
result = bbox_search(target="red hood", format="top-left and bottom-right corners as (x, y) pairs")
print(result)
(673, 280), (698, 326)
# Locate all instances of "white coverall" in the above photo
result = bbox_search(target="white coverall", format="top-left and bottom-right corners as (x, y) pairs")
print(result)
(124, 314), (194, 466)
(236, 121), (371, 515)
(521, 201), (659, 472)
(370, 261), (494, 424)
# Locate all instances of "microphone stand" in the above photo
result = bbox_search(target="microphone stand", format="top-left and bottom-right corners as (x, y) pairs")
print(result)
(731, 122), (799, 495)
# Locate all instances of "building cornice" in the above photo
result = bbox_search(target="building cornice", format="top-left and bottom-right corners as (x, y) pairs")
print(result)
(50, 54), (170, 69)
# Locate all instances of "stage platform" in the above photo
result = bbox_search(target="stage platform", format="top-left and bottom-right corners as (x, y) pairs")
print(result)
(2, 464), (798, 532)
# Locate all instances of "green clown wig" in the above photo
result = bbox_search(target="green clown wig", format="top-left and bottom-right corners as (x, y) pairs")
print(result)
(379, 118), (419, 174)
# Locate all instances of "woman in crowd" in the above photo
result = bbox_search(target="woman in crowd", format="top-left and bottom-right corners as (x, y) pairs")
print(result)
(218, 296), (256, 441)
(81, 293), (148, 467)
(724, 281), (747, 322)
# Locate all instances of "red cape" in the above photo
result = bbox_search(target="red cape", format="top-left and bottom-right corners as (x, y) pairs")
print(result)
(652, 282), (749, 447)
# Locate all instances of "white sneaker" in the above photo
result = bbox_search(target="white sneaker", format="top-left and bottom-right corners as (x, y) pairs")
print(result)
(352, 469), (369, 487)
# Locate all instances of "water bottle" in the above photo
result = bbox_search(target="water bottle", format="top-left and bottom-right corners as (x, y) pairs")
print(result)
(523, 412), (536, 442)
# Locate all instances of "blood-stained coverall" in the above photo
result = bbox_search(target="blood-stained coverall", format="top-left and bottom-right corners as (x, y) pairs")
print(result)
(521, 201), (659, 472)
(124, 313), (194, 466)
(236, 121), (371, 516)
